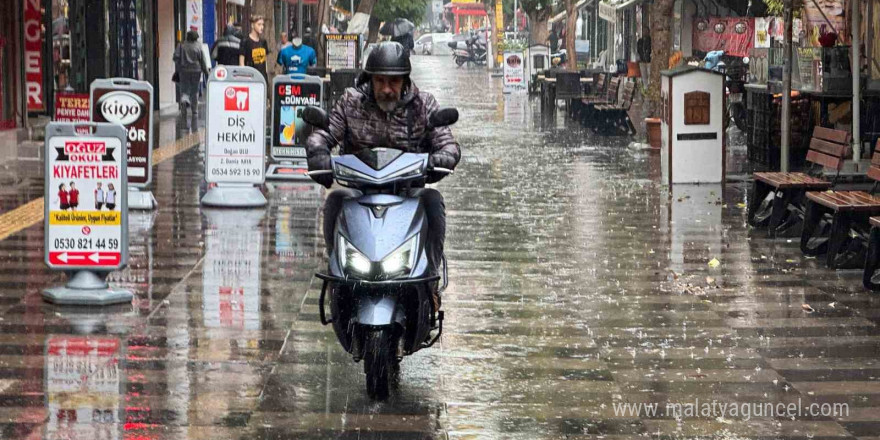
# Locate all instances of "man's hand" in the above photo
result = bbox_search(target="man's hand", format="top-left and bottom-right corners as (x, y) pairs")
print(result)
(308, 154), (333, 188)
(429, 153), (456, 171)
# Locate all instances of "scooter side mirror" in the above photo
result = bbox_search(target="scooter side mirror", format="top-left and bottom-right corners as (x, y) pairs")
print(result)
(302, 106), (330, 131)
(429, 108), (459, 128)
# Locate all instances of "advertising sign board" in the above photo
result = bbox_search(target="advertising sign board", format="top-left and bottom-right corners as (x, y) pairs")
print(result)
(205, 66), (266, 185)
(271, 75), (323, 159)
(503, 51), (527, 94)
(90, 79), (154, 187)
(326, 34), (361, 70)
(44, 123), (128, 271)
(54, 93), (90, 123)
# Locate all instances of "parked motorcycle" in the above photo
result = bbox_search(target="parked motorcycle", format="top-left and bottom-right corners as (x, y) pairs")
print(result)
(303, 106), (458, 400)
(448, 36), (487, 67)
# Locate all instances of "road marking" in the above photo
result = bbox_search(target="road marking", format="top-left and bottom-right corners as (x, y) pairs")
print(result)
(0, 130), (204, 242)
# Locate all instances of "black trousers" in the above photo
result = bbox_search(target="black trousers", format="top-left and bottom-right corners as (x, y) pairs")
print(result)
(323, 188), (446, 275)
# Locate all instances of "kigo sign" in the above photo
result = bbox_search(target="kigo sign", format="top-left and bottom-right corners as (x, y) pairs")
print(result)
(97, 92), (143, 126)
(91, 80), (154, 186)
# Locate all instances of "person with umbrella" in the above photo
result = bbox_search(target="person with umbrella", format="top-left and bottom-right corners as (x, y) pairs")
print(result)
(380, 18), (415, 54)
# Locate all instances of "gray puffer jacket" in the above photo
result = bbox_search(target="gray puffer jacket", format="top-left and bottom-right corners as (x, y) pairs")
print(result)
(174, 41), (209, 75)
(306, 76), (460, 183)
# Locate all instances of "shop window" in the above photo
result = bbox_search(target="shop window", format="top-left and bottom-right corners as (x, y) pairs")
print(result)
(684, 91), (710, 125)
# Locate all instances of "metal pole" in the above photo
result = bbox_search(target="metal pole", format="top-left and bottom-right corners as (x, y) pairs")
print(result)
(781, 0), (793, 172)
(514, 0), (518, 33)
(853, 0), (862, 164)
(298, 0), (303, 38)
(594, 1), (598, 63)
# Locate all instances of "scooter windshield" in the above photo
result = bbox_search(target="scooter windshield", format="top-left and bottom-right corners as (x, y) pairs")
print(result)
(356, 148), (405, 170)
(333, 148), (429, 186)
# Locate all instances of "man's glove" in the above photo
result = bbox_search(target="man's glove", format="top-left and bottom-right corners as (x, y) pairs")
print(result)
(308, 154), (333, 188)
(427, 153), (455, 184)
(428, 153), (456, 171)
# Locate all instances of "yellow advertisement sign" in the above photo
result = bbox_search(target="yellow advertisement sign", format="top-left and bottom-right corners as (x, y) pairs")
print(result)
(49, 210), (121, 226)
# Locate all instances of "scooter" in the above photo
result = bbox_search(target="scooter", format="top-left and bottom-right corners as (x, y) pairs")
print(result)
(303, 106), (458, 400)
(449, 37), (487, 67)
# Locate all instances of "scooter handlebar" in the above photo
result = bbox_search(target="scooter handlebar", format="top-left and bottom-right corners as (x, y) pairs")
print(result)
(429, 167), (453, 175)
(307, 170), (334, 176)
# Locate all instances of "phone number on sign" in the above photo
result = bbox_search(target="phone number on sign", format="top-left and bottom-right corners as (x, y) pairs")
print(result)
(210, 168), (262, 177)
(54, 238), (119, 250)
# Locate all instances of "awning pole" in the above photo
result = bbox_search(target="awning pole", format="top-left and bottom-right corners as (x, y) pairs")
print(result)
(781, 0), (793, 172)
(853, 0), (862, 163)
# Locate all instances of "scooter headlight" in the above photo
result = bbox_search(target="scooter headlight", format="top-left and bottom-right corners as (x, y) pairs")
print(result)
(339, 236), (372, 276)
(381, 235), (418, 277)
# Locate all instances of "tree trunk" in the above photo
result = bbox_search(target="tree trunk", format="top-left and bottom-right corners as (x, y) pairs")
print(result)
(647, 0), (674, 117)
(528, 10), (550, 46)
(357, 0), (377, 14)
(564, 0), (576, 70)
(486, 0), (496, 68)
(253, 0), (277, 75)
(368, 15), (381, 43)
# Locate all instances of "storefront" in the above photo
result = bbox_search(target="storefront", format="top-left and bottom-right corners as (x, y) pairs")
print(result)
(445, 1), (488, 35)
(0, 0), (24, 130)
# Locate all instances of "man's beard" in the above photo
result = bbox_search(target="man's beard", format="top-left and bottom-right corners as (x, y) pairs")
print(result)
(376, 98), (398, 112)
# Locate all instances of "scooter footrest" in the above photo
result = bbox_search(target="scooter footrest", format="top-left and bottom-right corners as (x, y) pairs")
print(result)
(423, 311), (444, 348)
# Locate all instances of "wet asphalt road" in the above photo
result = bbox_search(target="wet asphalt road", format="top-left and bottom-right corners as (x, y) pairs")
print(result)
(2, 56), (880, 440)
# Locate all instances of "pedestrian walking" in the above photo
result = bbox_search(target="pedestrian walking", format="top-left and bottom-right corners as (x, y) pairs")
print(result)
(212, 24), (242, 66)
(174, 30), (210, 129)
(549, 28), (559, 53)
(239, 15), (270, 85)
(94, 182), (105, 210)
(68, 182), (79, 211)
(105, 183), (117, 210)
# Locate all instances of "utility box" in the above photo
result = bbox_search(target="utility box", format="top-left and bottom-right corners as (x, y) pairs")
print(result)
(660, 66), (726, 185)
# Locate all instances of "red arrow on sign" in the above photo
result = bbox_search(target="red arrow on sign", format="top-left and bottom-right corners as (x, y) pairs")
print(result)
(49, 251), (121, 267)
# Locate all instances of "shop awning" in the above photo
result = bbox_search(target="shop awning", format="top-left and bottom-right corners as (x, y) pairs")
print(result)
(549, 0), (593, 24)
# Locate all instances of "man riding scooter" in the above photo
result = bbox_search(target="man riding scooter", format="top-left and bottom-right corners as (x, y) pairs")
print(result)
(305, 42), (461, 308)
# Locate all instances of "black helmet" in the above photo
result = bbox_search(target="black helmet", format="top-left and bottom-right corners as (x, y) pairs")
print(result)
(364, 42), (411, 76)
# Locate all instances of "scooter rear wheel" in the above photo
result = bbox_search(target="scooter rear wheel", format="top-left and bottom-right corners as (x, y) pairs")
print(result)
(455, 56), (466, 67)
(363, 329), (396, 400)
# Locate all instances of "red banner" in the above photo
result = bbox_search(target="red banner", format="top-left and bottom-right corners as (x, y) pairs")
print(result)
(24, 0), (44, 112)
(54, 93), (90, 122)
(693, 17), (754, 58)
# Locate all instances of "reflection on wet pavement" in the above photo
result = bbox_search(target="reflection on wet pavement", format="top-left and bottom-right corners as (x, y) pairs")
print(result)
(0, 56), (879, 439)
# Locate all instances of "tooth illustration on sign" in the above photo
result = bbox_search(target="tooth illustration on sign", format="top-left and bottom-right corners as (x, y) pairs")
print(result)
(236, 91), (248, 110)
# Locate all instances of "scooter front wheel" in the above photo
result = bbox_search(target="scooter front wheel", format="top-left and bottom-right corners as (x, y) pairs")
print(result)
(363, 328), (396, 400)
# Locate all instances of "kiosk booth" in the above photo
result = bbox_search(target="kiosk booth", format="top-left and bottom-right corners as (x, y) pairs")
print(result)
(527, 44), (550, 94)
(660, 66), (726, 185)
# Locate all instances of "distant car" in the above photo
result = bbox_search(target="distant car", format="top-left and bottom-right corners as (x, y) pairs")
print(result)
(414, 33), (453, 56)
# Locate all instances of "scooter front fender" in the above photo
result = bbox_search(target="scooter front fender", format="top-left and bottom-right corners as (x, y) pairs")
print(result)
(356, 293), (406, 327)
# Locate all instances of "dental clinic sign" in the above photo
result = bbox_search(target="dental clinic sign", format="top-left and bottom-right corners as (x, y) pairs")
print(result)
(24, 0), (45, 111)
(206, 66), (266, 184)
(91, 79), (155, 186)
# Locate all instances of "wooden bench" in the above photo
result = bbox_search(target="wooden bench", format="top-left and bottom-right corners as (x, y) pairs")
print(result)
(571, 73), (607, 120)
(590, 80), (637, 135)
(578, 76), (621, 129)
(801, 144), (880, 269)
(748, 126), (851, 237)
